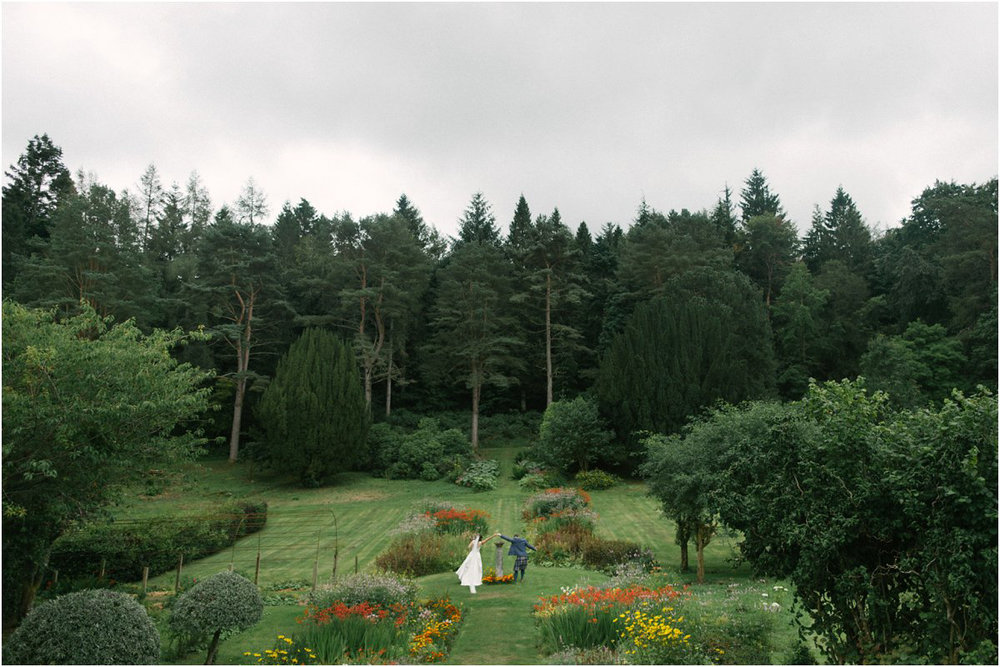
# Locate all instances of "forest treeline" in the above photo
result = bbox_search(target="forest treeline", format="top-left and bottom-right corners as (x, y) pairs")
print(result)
(3, 134), (997, 460)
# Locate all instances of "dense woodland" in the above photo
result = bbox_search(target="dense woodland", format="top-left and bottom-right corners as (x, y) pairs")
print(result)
(3, 135), (997, 661)
(3, 134), (996, 456)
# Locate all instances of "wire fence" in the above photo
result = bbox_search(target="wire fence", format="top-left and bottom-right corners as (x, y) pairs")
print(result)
(45, 507), (368, 594)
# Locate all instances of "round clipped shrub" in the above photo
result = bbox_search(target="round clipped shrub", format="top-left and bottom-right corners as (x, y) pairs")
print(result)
(169, 570), (262, 665)
(3, 588), (160, 664)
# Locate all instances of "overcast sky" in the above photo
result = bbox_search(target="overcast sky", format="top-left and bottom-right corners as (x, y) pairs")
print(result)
(3, 2), (997, 239)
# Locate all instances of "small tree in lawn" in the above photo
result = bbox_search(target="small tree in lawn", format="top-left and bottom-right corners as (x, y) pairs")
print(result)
(169, 571), (263, 665)
(535, 396), (615, 474)
(255, 327), (369, 486)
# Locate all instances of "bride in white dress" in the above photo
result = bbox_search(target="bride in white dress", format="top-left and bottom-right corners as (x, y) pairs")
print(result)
(455, 532), (497, 594)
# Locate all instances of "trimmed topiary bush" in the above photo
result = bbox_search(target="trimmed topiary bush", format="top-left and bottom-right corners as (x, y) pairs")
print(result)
(2, 588), (160, 664)
(169, 570), (263, 665)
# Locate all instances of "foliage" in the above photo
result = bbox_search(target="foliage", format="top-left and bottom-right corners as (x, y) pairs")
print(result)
(2, 301), (212, 622)
(595, 271), (775, 462)
(370, 418), (469, 481)
(523, 487), (592, 520)
(580, 539), (655, 574)
(297, 601), (410, 663)
(419, 504), (490, 536)
(455, 459), (500, 491)
(711, 380), (997, 664)
(375, 532), (466, 577)
(308, 572), (419, 608)
(2, 588), (160, 665)
(49, 501), (267, 582)
(244, 634), (318, 664)
(573, 469), (619, 490)
(256, 328), (369, 486)
(536, 397), (614, 474)
(407, 598), (465, 663)
(519, 472), (550, 491)
(169, 570), (263, 664)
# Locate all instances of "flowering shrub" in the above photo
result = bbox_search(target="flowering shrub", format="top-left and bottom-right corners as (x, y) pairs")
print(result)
(422, 505), (490, 536)
(481, 568), (515, 585)
(615, 606), (705, 664)
(523, 488), (592, 520)
(309, 572), (418, 608)
(408, 598), (464, 663)
(534, 584), (689, 654)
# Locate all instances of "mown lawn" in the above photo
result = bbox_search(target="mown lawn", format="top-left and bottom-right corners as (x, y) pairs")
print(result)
(117, 445), (804, 664)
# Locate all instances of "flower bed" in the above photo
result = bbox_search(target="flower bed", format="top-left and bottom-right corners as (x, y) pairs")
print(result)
(243, 598), (464, 665)
(481, 568), (514, 585)
(533, 584), (690, 655)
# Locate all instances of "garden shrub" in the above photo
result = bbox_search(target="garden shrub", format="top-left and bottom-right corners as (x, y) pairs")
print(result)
(374, 532), (465, 577)
(535, 397), (613, 474)
(523, 487), (592, 520)
(169, 570), (263, 665)
(49, 501), (267, 583)
(580, 538), (655, 573)
(371, 418), (469, 481)
(512, 457), (545, 480)
(3, 588), (160, 665)
(455, 459), (500, 490)
(309, 572), (419, 608)
(535, 523), (594, 562)
(479, 411), (542, 442)
(519, 472), (548, 490)
(420, 502), (490, 535)
(573, 469), (619, 491)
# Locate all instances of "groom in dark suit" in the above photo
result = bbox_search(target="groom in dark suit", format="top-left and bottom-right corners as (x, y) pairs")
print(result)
(498, 532), (537, 583)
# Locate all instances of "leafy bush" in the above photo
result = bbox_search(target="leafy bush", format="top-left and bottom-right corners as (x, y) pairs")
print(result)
(3, 588), (160, 665)
(512, 457), (545, 480)
(455, 459), (500, 491)
(371, 418), (469, 481)
(49, 501), (267, 583)
(574, 469), (619, 491)
(374, 533), (465, 577)
(169, 570), (263, 664)
(519, 472), (548, 490)
(536, 397), (614, 474)
(535, 522), (594, 563)
(523, 487), (592, 520)
(309, 572), (419, 608)
(479, 411), (542, 442)
(580, 538), (654, 572)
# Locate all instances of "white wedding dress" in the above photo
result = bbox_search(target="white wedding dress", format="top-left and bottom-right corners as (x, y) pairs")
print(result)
(455, 537), (483, 593)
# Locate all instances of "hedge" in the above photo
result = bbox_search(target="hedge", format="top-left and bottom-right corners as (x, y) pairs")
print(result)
(49, 501), (267, 582)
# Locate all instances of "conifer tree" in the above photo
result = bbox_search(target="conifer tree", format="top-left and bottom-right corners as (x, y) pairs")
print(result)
(739, 168), (785, 222)
(256, 328), (369, 486)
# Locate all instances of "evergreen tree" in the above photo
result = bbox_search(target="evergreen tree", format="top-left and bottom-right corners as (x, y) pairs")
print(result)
(422, 243), (523, 449)
(256, 328), (369, 486)
(771, 262), (830, 398)
(136, 164), (164, 251)
(595, 269), (775, 464)
(803, 186), (872, 276)
(739, 168), (785, 222)
(2, 134), (75, 286)
(709, 184), (739, 245)
(235, 177), (269, 225)
(507, 194), (534, 251)
(456, 192), (501, 247)
(736, 213), (800, 307)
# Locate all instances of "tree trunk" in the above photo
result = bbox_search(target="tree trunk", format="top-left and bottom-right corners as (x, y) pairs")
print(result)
(385, 345), (393, 417)
(695, 529), (706, 584)
(676, 520), (690, 572)
(471, 381), (480, 452)
(228, 376), (246, 462)
(545, 272), (553, 407)
(205, 628), (222, 665)
(679, 539), (690, 573)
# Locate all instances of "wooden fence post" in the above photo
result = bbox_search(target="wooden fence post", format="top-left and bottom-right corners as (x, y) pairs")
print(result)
(355, 555), (358, 575)
(174, 554), (184, 593)
(254, 534), (261, 585)
(142, 567), (149, 595)
(99, 557), (106, 579)
(52, 569), (59, 588)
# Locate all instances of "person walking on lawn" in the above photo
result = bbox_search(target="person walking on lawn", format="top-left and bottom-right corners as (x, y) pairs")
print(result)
(498, 532), (537, 583)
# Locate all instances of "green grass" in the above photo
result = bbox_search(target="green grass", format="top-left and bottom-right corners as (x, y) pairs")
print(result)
(114, 445), (804, 664)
